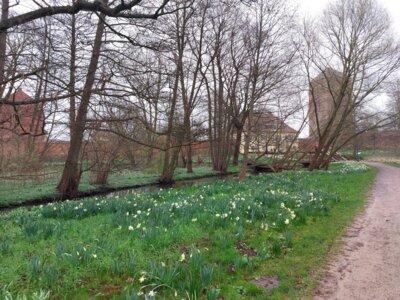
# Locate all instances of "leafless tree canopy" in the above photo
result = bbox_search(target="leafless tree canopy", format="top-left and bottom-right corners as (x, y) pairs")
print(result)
(0, 1), (181, 31)
(0, 0), (399, 197)
(300, 0), (400, 169)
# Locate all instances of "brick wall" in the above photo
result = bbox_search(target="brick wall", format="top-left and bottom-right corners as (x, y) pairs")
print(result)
(0, 89), (46, 161)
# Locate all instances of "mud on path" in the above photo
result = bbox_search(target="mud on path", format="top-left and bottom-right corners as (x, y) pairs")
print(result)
(315, 162), (400, 300)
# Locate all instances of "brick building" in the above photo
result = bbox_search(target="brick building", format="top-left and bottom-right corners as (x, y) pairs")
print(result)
(0, 89), (46, 163)
(309, 69), (355, 145)
(356, 130), (400, 152)
(241, 111), (299, 154)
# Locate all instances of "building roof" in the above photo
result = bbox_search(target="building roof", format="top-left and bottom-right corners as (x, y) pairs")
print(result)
(8, 89), (32, 102)
(252, 111), (298, 134)
(312, 68), (343, 82)
(0, 89), (45, 138)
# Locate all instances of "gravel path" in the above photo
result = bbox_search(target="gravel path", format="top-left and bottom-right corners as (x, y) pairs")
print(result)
(314, 162), (400, 300)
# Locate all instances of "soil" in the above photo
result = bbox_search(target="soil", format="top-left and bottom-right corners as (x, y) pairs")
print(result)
(236, 241), (258, 257)
(252, 275), (280, 290)
(315, 162), (400, 300)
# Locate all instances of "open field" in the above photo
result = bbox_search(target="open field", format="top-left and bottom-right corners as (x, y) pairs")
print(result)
(383, 162), (400, 168)
(0, 162), (375, 299)
(340, 150), (400, 160)
(0, 166), (239, 207)
(359, 151), (400, 161)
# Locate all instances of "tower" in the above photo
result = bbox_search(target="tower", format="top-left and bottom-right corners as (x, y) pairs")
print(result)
(308, 69), (355, 146)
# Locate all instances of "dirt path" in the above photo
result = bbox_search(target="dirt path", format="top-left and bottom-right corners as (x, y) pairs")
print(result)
(315, 162), (400, 300)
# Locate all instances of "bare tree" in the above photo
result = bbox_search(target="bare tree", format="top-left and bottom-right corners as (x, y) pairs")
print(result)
(235, 0), (298, 180)
(57, 11), (107, 196)
(0, 1), (177, 32)
(387, 78), (400, 130)
(301, 0), (400, 170)
(199, 1), (242, 173)
(0, 0), (9, 97)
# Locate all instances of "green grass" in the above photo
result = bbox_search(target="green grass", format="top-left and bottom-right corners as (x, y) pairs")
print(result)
(0, 166), (239, 206)
(384, 162), (400, 168)
(340, 149), (400, 159)
(0, 162), (375, 299)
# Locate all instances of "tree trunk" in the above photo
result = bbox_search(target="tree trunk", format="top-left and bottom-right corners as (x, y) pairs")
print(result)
(0, 0), (9, 97)
(159, 167), (174, 184)
(159, 70), (180, 183)
(181, 149), (187, 168)
(57, 13), (106, 197)
(159, 17), (185, 183)
(232, 126), (243, 166)
(186, 142), (193, 173)
(183, 113), (193, 173)
(238, 112), (253, 181)
(159, 147), (180, 183)
(146, 147), (153, 165)
(353, 135), (359, 160)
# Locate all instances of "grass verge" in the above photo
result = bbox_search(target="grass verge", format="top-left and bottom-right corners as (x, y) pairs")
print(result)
(384, 162), (400, 168)
(0, 162), (376, 299)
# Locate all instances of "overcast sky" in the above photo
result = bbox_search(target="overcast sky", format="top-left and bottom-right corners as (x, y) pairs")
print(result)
(297, 0), (400, 35)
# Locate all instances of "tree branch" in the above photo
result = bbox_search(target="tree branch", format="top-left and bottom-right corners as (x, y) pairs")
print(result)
(0, 0), (171, 31)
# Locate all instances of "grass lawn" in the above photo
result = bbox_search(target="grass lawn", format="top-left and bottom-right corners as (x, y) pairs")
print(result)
(384, 162), (400, 168)
(0, 166), (239, 207)
(0, 162), (376, 299)
(340, 149), (400, 159)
